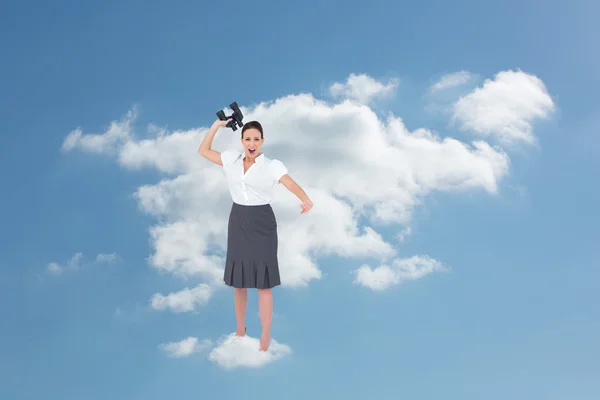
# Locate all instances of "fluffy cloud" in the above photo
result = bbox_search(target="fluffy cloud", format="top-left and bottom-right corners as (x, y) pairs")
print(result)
(159, 337), (212, 358)
(150, 284), (212, 313)
(207, 333), (292, 369)
(329, 73), (399, 104)
(61, 109), (136, 154)
(95, 252), (118, 263)
(430, 71), (472, 91)
(47, 252), (117, 275)
(60, 70), (550, 298)
(159, 333), (291, 369)
(354, 255), (446, 291)
(452, 69), (555, 145)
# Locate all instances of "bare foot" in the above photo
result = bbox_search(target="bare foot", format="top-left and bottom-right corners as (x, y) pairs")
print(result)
(236, 326), (246, 337)
(259, 332), (270, 351)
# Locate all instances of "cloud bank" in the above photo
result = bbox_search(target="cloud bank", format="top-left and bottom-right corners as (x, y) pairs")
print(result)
(60, 69), (554, 306)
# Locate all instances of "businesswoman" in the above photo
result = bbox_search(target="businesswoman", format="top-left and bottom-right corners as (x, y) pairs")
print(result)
(198, 118), (313, 351)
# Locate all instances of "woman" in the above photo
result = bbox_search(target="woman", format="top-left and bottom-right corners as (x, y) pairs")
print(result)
(198, 118), (313, 351)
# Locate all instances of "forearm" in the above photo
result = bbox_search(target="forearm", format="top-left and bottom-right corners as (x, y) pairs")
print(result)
(197, 122), (220, 154)
(288, 181), (310, 202)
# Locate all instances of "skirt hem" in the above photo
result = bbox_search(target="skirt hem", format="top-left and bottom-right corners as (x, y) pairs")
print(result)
(223, 258), (281, 289)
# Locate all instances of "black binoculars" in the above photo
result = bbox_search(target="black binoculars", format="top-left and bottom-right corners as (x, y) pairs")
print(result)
(216, 102), (244, 131)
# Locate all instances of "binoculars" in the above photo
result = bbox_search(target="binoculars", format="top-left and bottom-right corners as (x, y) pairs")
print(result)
(216, 102), (244, 131)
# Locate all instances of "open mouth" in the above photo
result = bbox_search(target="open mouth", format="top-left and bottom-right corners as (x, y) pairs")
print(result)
(249, 148), (256, 155)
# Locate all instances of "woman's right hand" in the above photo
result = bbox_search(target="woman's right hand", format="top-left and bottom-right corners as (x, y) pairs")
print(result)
(213, 118), (231, 128)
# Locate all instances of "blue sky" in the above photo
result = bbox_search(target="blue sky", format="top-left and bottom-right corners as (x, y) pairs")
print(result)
(2, 0), (600, 399)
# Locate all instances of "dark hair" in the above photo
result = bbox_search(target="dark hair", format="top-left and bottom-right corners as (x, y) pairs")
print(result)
(241, 121), (263, 138)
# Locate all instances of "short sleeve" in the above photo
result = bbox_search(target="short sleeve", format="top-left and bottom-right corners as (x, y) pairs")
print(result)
(221, 150), (240, 167)
(270, 159), (288, 183)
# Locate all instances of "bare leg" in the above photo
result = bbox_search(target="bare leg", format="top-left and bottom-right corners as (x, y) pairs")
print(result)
(257, 288), (273, 351)
(234, 288), (247, 336)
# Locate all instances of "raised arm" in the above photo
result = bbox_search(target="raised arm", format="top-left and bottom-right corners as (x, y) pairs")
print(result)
(198, 118), (230, 166)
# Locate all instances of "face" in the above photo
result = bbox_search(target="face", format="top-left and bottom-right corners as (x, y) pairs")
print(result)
(241, 128), (263, 159)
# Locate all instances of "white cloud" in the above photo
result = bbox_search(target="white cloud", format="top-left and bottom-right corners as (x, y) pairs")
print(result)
(61, 108), (137, 154)
(61, 71), (544, 296)
(47, 262), (62, 275)
(452, 69), (555, 145)
(96, 252), (118, 263)
(354, 255), (446, 291)
(150, 283), (212, 313)
(47, 252), (116, 275)
(395, 226), (412, 242)
(329, 73), (399, 104)
(159, 333), (292, 369)
(430, 71), (472, 91)
(159, 337), (212, 358)
(207, 333), (292, 369)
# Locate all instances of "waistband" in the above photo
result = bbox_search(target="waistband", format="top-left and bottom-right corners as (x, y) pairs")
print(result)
(232, 202), (272, 208)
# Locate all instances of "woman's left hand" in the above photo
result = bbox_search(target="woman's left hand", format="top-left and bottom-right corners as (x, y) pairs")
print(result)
(300, 198), (313, 214)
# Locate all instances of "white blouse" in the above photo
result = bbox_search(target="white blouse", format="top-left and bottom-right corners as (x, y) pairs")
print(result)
(221, 150), (288, 206)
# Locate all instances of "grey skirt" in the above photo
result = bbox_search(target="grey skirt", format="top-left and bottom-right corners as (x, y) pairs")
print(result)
(223, 202), (281, 289)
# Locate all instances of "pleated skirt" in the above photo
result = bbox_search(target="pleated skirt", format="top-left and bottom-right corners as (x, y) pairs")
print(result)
(223, 202), (281, 289)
